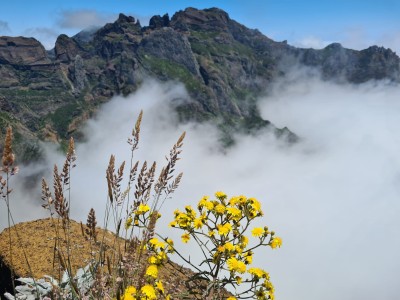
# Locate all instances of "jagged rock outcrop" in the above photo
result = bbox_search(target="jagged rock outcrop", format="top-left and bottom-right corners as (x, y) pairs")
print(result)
(0, 7), (399, 161)
(54, 34), (87, 62)
(171, 7), (231, 32)
(149, 14), (170, 29)
(0, 37), (51, 65)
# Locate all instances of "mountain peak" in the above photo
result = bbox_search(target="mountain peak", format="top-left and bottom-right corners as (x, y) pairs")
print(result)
(171, 7), (231, 31)
(324, 42), (343, 50)
(117, 13), (139, 25)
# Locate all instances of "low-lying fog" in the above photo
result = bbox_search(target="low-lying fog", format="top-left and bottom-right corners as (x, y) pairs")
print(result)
(2, 70), (400, 300)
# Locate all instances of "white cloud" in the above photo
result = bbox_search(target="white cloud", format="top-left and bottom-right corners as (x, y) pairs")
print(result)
(57, 9), (117, 30)
(338, 27), (400, 54)
(2, 74), (400, 300)
(23, 27), (60, 49)
(292, 27), (400, 54)
(0, 20), (10, 34)
(293, 35), (332, 49)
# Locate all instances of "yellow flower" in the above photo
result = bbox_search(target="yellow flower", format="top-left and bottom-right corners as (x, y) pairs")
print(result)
(244, 251), (253, 264)
(198, 196), (210, 209)
(227, 257), (246, 273)
(264, 280), (275, 300)
(169, 220), (177, 227)
(204, 201), (214, 210)
(208, 230), (215, 237)
(145, 264), (158, 278)
(229, 196), (239, 206)
(235, 245), (243, 254)
(226, 207), (242, 220)
(165, 238), (174, 253)
(185, 205), (194, 211)
(137, 203), (150, 214)
(125, 217), (133, 229)
(148, 256), (158, 264)
(122, 286), (136, 300)
(215, 191), (227, 199)
(240, 235), (249, 247)
(214, 204), (226, 214)
(155, 281), (164, 294)
(270, 237), (282, 249)
(227, 297), (237, 300)
(251, 227), (264, 237)
(149, 237), (159, 246)
(217, 223), (232, 236)
(248, 197), (261, 209)
(157, 251), (167, 263)
(235, 276), (242, 284)
(248, 267), (266, 278)
(224, 242), (235, 252)
(141, 285), (156, 299)
(238, 195), (247, 204)
(264, 280), (274, 290)
(193, 218), (204, 229)
(217, 245), (225, 252)
(181, 232), (190, 243)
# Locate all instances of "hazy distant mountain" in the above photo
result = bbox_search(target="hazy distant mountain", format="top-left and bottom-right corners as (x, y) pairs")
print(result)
(0, 7), (399, 161)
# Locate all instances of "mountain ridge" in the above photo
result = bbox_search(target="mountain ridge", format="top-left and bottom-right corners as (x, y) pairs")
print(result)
(0, 7), (399, 161)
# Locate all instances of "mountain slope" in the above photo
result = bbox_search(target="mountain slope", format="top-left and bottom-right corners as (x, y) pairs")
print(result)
(0, 7), (399, 161)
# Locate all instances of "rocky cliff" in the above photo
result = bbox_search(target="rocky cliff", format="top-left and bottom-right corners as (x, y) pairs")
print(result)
(0, 7), (399, 161)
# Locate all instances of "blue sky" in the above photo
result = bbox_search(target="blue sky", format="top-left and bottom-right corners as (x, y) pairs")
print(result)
(1, 0), (400, 51)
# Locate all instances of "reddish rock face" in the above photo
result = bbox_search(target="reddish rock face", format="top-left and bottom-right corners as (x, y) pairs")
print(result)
(0, 36), (51, 65)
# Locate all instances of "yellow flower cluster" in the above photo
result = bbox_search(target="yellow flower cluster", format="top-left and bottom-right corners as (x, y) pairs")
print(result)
(125, 203), (152, 230)
(147, 237), (174, 266)
(119, 283), (169, 300)
(227, 257), (247, 273)
(121, 201), (173, 299)
(119, 286), (136, 300)
(170, 191), (280, 300)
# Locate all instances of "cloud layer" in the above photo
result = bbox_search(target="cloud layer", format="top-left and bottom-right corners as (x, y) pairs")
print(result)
(57, 9), (117, 30)
(2, 73), (400, 300)
(292, 27), (400, 54)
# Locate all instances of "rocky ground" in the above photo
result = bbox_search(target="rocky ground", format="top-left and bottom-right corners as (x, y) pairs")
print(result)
(0, 218), (214, 299)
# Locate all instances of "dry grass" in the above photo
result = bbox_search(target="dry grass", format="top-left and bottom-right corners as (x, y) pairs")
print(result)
(0, 218), (120, 279)
(0, 218), (217, 298)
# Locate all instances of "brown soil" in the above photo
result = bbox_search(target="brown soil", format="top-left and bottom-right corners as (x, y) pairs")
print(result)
(0, 218), (212, 298)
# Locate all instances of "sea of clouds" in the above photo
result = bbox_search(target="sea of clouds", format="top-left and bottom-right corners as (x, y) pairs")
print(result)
(1, 70), (400, 300)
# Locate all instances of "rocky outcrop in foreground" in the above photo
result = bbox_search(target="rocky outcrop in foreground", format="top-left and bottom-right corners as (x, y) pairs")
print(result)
(0, 218), (209, 298)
